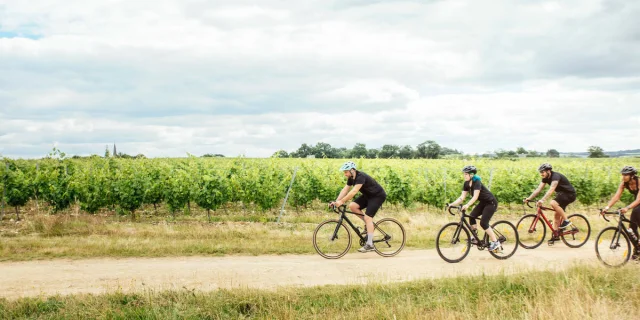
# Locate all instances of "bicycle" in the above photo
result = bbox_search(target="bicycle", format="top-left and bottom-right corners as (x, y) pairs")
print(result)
(312, 205), (406, 259)
(435, 204), (519, 263)
(516, 200), (591, 249)
(595, 209), (639, 267)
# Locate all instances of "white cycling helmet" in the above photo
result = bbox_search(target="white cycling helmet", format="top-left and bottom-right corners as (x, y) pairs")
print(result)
(339, 161), (356, 171)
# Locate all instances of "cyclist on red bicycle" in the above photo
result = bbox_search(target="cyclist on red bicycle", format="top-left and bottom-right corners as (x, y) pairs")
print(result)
(601, 166), (640, 260)
(524, 163), (575, 241)
(329, 161), (387, 253)
(447, 165), (501, 252)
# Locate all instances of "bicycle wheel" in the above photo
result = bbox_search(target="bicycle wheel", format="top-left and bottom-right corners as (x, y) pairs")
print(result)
(595, 226), (631, 267)
(373, 218), (406, 257)
(489, 220), (519, 260)
(516, 214), (546, 249)
(561, 214), (591, 248)
(313, 219), (352, 259)
(436, 222), (471, 263)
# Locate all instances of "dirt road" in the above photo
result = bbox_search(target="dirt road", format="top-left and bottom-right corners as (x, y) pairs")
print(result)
(0, 243), (598, 300)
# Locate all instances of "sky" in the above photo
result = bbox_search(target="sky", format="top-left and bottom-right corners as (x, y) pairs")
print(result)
(1, 0), (639, 158)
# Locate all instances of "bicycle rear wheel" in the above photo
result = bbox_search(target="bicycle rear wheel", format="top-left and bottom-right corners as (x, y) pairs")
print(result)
(489, 220), (519, 260)
(373, 218), (406, 257)
(516, 214), (546, 249)
(436, 222), (470, 263)
(595, 226), (631, 267)
(561, 214), (591, 248)
(313, 219), (352, 259)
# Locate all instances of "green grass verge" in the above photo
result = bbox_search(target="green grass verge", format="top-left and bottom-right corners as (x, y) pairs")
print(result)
(1, 266), (638, 319)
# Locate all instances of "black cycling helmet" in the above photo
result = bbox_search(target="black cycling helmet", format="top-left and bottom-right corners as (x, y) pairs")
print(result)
(462, 165), (477, 174)
(621, 166), (638, 175)
(538, 163), (552, 172)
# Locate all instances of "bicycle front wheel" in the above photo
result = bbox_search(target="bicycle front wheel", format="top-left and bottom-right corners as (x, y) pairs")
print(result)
(313, 219), (352, 259)
(595, 226), (631, 268)
(436, 222), (470, 263)
(561, 214), (591, 248)
(489, 220), (519, 260)
(373, 218), (406, 257)
(516, 214), (546, 249)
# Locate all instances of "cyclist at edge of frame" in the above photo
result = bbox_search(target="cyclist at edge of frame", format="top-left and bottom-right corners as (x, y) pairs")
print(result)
(601, 165), (640, 261)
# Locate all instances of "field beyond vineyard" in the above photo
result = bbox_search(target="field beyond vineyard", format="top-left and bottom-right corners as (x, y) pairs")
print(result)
(1, 158), (637, 220)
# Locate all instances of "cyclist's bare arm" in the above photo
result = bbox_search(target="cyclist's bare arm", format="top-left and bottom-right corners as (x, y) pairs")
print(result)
(603, 182), (625, 211)
(539, 180), (558, 203)
(465, 190), (480, 207)
(449, 191), (469, 207)
(335, 185), (350, 202)
(526, 182), (546, 202)
(339, 184), (362, 203)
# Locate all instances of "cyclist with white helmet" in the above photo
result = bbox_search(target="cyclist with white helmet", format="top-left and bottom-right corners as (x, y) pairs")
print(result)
(601, 166), (640, 260)
(447, 165), (502, 252)
(330, 161), (387, 253)
(524, 163), (576, 242)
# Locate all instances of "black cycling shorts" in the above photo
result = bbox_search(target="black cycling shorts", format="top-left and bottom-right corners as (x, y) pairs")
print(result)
(554, 193), (576, 211)
(353, 193), (387, 218)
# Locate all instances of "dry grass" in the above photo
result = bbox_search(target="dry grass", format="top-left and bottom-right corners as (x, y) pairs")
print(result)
(0, 201), (611, 261)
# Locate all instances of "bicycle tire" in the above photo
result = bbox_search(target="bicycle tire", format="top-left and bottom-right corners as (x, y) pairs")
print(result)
(372, 218), (406, 257)
(312, 219), (352, 259)
(489, 220), (519, 260)
(595, 226), (631, 268)
(561, 214), (591, 248)
(436, 222), (471, 263)
(516, 214), (546, 249)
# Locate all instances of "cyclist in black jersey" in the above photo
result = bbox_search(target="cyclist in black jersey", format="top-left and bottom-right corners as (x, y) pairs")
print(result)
(601, 166), (640, 260)
(524, 163), (576, 241)
(447, 165), (501, 252)
(329, 161), (387, 253)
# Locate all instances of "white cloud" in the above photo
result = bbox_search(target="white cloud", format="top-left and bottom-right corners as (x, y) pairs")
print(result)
(0, 0), (639, 158)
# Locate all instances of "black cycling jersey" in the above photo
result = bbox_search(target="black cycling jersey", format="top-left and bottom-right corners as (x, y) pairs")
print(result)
(347, 170), (386, 198)
(462, 179), (496, 203)
(542, 171), (576, 196)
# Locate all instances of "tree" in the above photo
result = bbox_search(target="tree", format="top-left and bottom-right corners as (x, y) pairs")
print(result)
(351, 143), (368, 158)
(398, 145), (414, 159)
(416, 140), (441, 159)
(313, 142), (336, 158)
(271, 150), (289, 158)
(441, 147), (462, 156)
(292, 143), (314, 158)
(546, 149), (560, 158)
(516, 147), (527, 155)
(335, 147), (350, 158)
(367, 148), (380, 159)
(104, 145), (110, 158)
(588, 146), (608, 158)
(379, 144), (400, 158)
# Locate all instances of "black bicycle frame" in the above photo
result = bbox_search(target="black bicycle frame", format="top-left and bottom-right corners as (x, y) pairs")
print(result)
(601, 210), (635, 248)
(330, 205), (389, 243)
(447, 205), (486, 244)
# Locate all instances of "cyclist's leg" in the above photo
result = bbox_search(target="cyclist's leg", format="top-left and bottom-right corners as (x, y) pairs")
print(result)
(468, 204), (484, 244)
(481, 201), (498, 243)
(363, 194), (386, 245)
(551, 193), (574, 230)
(630, 207), (640, 249)
(349, 196), (368, 224)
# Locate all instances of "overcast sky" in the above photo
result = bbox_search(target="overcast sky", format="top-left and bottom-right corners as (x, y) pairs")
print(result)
(1, 0), (639, 158)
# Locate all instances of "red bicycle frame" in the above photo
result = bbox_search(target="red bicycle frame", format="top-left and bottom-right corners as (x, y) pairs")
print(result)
(525, 202), (578, 237)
